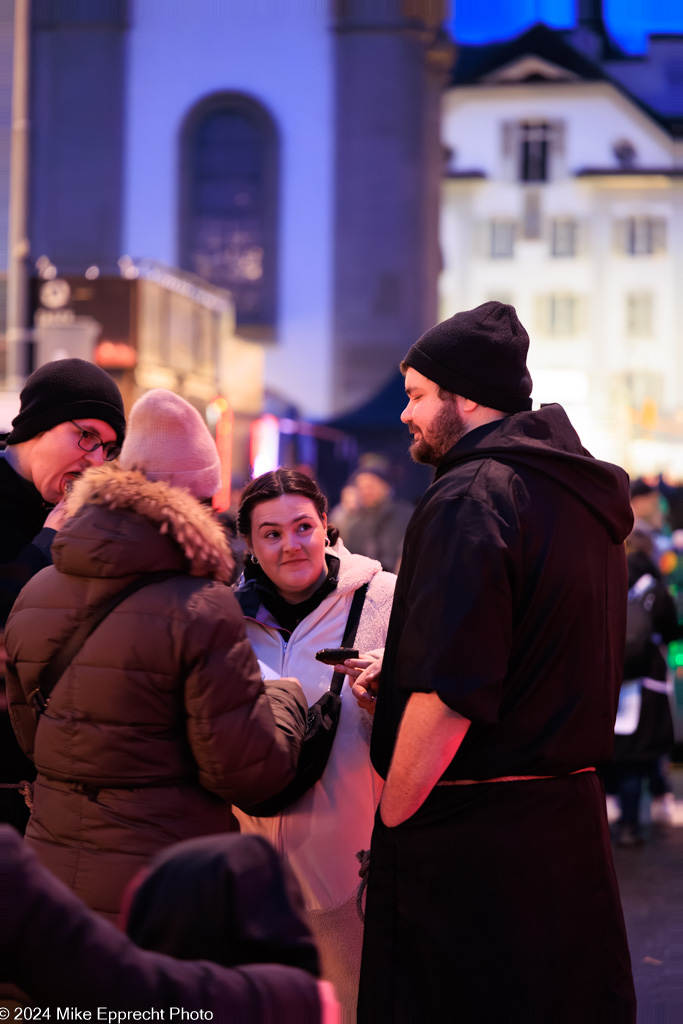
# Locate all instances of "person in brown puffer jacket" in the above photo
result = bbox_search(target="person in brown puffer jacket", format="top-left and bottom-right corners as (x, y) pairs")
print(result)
(4, 390), (307, 923)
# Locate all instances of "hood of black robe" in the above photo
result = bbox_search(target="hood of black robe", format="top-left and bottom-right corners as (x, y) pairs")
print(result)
(124, 834), (320, 977)
(435, 403), (633, 544)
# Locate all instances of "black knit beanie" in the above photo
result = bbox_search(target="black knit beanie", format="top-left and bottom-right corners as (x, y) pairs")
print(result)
(403, 301), (533, 414)
(6, 358), (126, 445)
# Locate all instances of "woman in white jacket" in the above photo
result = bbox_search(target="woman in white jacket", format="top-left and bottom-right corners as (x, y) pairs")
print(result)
(233, 469), (396, 1022)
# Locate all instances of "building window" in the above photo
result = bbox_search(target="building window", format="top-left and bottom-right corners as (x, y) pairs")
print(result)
(551, 218), (577, 257)
(624, 217), (666, 256)
(626, 293), (654, 337)
(536, 294), (580, 335)
(490, 220), (516, 258)
(549, 295), (577, 335)
(501, 120), (564, 184)
(613, 139), (637, 169)
(520, 122), (552, 182)
(180, 93), (278, 328)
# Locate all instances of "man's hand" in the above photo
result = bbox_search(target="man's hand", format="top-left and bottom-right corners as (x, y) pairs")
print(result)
(334, 651), (383, 714)
(43, 498), (71, 531)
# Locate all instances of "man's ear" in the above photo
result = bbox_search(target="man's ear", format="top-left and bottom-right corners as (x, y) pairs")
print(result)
(460, 397), (479, 415)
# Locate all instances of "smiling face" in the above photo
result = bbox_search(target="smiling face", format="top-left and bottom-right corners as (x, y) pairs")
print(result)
(26, 418), (119, 503)
(247, 493), (329, 603)
(400, 367), (467, 466)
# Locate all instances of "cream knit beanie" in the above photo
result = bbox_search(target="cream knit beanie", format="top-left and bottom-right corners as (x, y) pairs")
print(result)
(119, 389), (221, 499)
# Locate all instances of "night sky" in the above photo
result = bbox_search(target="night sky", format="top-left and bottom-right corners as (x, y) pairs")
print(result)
(449, 0), (683, 54)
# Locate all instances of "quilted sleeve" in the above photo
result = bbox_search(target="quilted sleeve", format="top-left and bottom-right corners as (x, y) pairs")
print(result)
(182, 583), (307, 806)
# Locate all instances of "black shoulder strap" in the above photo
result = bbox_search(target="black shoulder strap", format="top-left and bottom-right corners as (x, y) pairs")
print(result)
(29, 569), (183, 714)
(329, 582), (369, 696)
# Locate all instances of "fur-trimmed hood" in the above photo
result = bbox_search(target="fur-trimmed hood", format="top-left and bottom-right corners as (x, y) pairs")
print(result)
(332, 539), (384, 595)
(53, 463), (233, 582)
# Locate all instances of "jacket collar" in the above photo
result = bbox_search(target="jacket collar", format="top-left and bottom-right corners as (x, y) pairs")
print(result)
(434, 418), (509, 480)
(60, 463), (234, 582)
(236, 554), (340, 624)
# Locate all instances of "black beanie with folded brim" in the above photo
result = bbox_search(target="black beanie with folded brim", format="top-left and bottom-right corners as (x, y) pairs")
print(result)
(403, 301), (533, 414)
(6, 358), (126, 445)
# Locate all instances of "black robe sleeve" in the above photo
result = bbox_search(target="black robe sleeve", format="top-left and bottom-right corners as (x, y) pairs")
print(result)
(394, 495), (518, 724)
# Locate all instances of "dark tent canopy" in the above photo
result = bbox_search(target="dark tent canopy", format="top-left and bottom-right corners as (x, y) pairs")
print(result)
(325, 372), (431, 502)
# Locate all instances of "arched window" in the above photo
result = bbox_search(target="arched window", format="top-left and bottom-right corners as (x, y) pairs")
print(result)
(180, 93), (278, 331)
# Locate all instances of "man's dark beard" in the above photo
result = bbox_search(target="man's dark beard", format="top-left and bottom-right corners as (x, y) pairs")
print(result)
(408, 399), (466, 466)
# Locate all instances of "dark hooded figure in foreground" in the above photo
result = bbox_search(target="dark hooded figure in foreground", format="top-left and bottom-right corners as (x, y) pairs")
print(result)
(343, 302), (636, 1023)
(124, 832), (321, 975)
(1, 826), (336, 1021)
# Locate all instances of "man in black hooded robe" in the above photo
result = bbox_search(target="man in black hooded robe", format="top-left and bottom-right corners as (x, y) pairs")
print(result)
(353, 302), (636, 1023)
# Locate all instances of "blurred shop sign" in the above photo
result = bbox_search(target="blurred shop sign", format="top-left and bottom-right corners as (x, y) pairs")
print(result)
(34, 313), (101, 365)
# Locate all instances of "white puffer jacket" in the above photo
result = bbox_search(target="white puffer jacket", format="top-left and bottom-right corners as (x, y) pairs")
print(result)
(234, 540), (396, 911)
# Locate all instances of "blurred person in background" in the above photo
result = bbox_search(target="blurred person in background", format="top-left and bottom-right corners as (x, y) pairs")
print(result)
(234, 468), (396, 1022)
(630, 478), (672, 559)
(603, 528), (679, 846)
(2, 826), (337, 1022)
(339, 455), (413, 572)
(629, 478), (679, 814)
(0, 358), (126, 833)
(5, 390), (306, 922)
(329, 482), (360, 540)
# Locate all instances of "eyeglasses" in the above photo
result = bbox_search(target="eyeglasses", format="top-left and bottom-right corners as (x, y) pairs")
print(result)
(71, 421), (121, 462)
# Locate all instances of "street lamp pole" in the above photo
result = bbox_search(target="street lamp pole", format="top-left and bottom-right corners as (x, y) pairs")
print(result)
(5, 0), (31, 390)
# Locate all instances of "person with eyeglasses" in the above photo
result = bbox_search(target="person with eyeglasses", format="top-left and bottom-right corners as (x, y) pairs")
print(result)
(4, 389), (307, 923)
(0, 358), (125, 831)
(69, 420), (122, 461)
(1, 359), (125, 610)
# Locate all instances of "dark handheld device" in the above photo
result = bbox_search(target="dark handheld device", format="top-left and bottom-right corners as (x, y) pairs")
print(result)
(315, 647), (359, 665)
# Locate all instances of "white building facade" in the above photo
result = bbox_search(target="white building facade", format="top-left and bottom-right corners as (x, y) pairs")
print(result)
(440, 24), (683, 476)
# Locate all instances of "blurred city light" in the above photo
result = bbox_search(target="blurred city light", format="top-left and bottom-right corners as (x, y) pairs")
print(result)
(250, 414), (280, 478)
(208, 395), (233, 513)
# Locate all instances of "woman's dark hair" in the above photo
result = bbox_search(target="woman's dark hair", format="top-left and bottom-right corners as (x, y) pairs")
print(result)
(237, 468), (340, 545)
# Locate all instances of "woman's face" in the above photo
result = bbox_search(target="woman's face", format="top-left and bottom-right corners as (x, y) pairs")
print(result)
(248, 493), (328, 603)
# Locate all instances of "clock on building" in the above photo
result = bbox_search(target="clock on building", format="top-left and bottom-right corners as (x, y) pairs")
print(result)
(39, 278), (71, 310)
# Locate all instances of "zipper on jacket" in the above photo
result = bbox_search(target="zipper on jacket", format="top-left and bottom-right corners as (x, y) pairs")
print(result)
(243, 616), (291, 675)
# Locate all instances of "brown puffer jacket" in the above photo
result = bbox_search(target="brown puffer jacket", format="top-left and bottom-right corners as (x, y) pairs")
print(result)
(5, 465), (307, 922)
